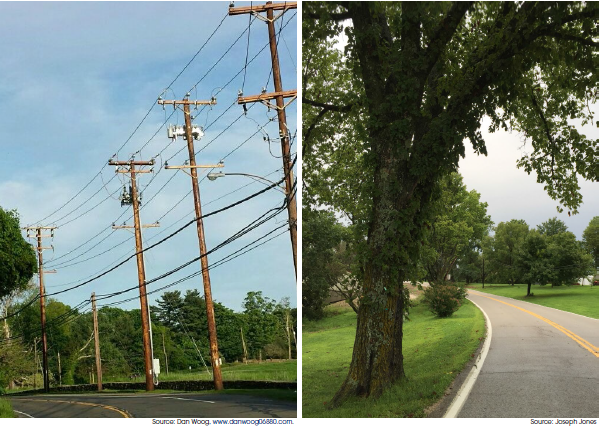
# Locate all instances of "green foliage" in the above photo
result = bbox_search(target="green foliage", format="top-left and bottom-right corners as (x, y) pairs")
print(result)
(546, 231), (594, 286)
(516, 230), (554, 294)
(537, 217), (569, 237)
(421, 173), (492, 284)
(423, 284), (468, 318)
(302, 208), (347, 319)
(4, 289), (294, 389)
(0, 340), (34, 389)
(0, 207), (37, 300)
(327, 238), (362, 313)
(242, 291), (280, 359)
(582, 216), (599, 268)
(490, 220), (530, 285)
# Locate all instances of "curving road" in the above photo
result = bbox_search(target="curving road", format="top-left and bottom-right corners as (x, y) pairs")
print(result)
(457, 290), (599, 418)
(9, 392), (296, 418)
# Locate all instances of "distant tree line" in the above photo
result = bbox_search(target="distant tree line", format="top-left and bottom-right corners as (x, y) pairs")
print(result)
(453, 216), (597, 296)
(0, 289), (296, 390)
(303, 173), (598, 318)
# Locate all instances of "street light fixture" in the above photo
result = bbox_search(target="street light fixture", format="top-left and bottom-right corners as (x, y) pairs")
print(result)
(207, 172), (287, 194)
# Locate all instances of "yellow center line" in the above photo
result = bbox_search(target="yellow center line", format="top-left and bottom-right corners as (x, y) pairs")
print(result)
(470, 291), (599, 358)
(14, 398), (132, 418)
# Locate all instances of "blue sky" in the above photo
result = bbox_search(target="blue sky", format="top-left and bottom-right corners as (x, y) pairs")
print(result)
(0, 2), (297, 314)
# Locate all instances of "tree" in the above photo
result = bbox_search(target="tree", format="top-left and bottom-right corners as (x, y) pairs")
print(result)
(546, 231), (593, 286)
(491, 220), (530, 286)
(0, 207), (37, 300)
(582, 216), (599, 269)
(537, 217), (569, 237)
(516, 230), (553, 296)
(421, 173), (492, 284)
(242, 291), (279, 359)
(303, 1), (598, 405)
(302, 208), (346, 319)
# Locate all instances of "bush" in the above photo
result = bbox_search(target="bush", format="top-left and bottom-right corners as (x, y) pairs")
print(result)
(423, 284), (467, 317)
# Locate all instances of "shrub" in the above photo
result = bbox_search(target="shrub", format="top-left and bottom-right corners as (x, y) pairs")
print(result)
(423, 284), (467, 317)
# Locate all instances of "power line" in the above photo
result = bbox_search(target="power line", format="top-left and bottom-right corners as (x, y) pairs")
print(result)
(42, 178), (286, 299)
(26, 9), (232, 227)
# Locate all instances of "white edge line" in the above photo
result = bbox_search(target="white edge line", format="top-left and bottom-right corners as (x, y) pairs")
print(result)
(13, 410), (35, 418)
(443, 296), (492, 418)
(168, 397), (216, 404)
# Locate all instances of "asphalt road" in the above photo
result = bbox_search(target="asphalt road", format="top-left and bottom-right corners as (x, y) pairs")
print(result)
(458, 290), (599, 418)
(9, 392), (296, 418)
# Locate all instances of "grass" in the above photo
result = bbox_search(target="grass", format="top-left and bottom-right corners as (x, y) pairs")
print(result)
(468, 284), (599, 318)
(302, 299), (485, 417)
(104, 361), (297, 383)
(0, 398), (13, 418)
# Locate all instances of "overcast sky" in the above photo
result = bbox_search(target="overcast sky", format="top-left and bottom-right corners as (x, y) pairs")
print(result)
(0, 2), (297, 315)
(459, 115), (599, 241)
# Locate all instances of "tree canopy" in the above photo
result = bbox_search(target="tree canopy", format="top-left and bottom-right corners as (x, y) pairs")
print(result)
(0, 207), (37, 300)
(421, 172), (492, 284)
(582, 216), (599, 268)
(303, 1), (598, 406)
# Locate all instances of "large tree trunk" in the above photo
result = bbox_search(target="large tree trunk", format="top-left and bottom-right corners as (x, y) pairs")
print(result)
(328, 2), (451, 407)
(330, 275), (406, 406)
(330, 130), (433, 406)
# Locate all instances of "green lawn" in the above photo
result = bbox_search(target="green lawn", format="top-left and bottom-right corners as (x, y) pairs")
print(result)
(468, 284), (599, 318)
(104, 361), (297, 383)
(0, 398), (13, 418)
(302, 300), (485, 417)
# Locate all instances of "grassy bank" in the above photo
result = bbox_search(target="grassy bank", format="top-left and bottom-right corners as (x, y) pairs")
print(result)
(468, 284), (599, 318)
(302, 299), (485, 417)
(0, 398), (13, 418)
(103, 361), (297, 383)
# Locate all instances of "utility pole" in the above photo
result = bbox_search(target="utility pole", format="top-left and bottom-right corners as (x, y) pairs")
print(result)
(33, 338), (37, 390)
(108, 159), (156, 391)
(158, 96), (224, 390)
(229, 1), (298, 277)
(57, 352), (62, 386)
(91, 292), (102, 391)
(23, 226), (57, 393)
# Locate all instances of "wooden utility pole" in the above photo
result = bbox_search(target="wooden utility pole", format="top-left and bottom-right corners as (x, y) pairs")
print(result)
(240, 327), (248, 364)
(33, 338), (37, 390)
(23, 226), (57, 393)
(91, 292), (102, 391)
(229, 1), (298, 277)
(57, 352), (62, 386)
(285, 310), (291, 360)
(109, 159), (155, 391)
(161, 330), (169, 375)
(158, 96), (224, 390)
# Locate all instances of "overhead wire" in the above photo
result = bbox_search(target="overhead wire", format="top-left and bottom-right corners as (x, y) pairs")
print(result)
(22, 8), (296, 317)
(26, 9), (231, 228)
(42, 177), (286, 300)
